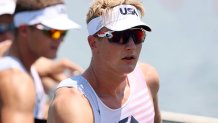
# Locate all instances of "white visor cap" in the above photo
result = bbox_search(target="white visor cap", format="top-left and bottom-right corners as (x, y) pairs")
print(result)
(14, 4), (80, 30)
(0, 0), (16, 15)
(87, 4), (151, 35)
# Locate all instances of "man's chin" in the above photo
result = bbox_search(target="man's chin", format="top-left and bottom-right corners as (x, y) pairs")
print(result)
(120, 64), (137, 74)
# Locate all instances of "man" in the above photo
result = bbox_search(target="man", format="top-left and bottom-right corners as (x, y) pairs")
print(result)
(48, 0), (161, 123)
(0, 0), (80, 123)
(0, 0), (15, 56)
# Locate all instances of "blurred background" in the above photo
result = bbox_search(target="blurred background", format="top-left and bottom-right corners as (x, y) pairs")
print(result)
(57, 0), (218, 118)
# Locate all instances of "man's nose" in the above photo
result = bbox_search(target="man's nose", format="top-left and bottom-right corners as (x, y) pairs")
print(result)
(125, 37), (136, 50)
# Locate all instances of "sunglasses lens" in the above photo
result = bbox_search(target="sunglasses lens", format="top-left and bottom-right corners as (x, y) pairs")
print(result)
(109, 29), (145, 44)
(131, 29), (145, 44)
(0, 23), (14, 34)
(43, 30), (67, 40)
(34, 24), (67, 40)
(108, 31), (122, 44)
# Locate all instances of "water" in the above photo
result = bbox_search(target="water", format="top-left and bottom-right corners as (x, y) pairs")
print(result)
(58, 0), (218, 118)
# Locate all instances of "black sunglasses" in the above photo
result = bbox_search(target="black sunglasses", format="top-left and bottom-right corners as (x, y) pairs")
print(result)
(32, 24), (68, 41)
(96, 28), (146, 45)
(0, 23), (14, 34)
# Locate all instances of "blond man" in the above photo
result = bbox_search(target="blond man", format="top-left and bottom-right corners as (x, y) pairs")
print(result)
(48, 0), (161, 123)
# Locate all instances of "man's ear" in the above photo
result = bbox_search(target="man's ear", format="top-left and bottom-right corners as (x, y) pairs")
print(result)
(88, 35), (97, 49)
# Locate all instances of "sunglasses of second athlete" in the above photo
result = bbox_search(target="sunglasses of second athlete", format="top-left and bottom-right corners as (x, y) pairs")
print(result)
(96, 28), (146, 45)
(32, 24), (68, 41)
(0, 23), (14, 35)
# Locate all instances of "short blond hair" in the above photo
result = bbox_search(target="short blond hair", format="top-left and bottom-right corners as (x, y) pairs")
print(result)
(15, 0), (64, 13)
(86, 0), (145, 24)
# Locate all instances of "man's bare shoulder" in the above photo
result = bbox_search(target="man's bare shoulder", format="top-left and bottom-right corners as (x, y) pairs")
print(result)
(48, 87), (94, 123)
(139, 63), (160, 96)
(0, 68), (35, 106)
(0, 68), (33, 87)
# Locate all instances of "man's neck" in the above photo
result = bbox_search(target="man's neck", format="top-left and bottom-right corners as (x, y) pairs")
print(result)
(83, 63), (129, 96)
(83, 64), (131, 109)
(8, 44), (37, 72)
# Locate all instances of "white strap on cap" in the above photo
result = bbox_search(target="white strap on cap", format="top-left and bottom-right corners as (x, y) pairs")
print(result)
(14, 4), (67, 27)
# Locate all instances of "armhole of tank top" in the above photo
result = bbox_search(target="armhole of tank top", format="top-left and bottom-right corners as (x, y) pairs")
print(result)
(0, 56), (27, 72)
(78, 76), (101, 123)
(56, 76), (101, 123)
(135, 64), (155, 107)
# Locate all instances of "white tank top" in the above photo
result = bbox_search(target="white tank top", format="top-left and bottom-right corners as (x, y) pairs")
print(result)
(57, 66), (155, 123)
(0, 56), (47, 119)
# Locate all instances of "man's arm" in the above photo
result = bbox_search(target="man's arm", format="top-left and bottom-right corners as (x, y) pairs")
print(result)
(139, 63), (162, 123)
(34, 57), (84, 80)
(0, 68), (35, 123)
(47, 87), (93, 123)
(34, 57), (84, 93)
